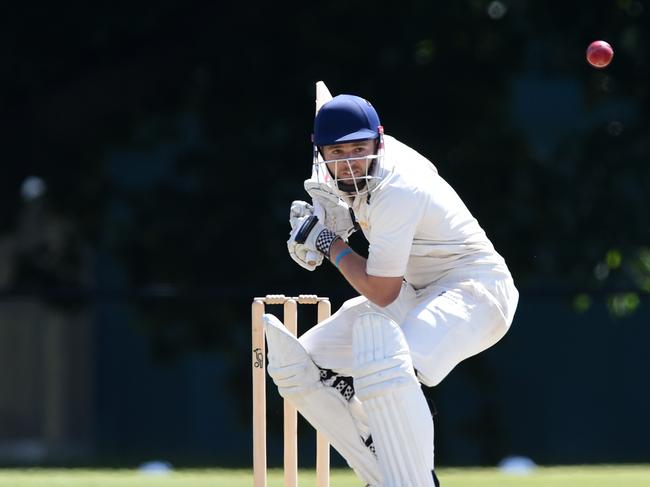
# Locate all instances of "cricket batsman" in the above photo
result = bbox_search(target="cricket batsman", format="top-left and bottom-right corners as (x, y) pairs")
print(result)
(263, 87), (519, 487)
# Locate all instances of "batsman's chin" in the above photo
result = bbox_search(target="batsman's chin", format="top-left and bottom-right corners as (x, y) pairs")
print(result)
(336, 178), (368, 193)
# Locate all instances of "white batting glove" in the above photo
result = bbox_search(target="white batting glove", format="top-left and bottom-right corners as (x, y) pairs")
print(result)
(304, 179), (357, 240)
(288, 200), (324, 271)
(288, 242), (323, 271)
(287, 214), (340, 271)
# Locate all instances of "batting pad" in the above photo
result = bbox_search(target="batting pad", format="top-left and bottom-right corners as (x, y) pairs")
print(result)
(290, 383), (382, 486)
(263, 313), (381, 486)
(263, 313), (320, 396)
(353, 312), (435, 487)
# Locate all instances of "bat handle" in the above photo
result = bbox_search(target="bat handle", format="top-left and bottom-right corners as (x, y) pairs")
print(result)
(306, 250), (320, 267)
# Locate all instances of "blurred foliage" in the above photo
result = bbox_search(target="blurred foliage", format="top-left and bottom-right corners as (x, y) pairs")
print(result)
(0, 0), (648, 396)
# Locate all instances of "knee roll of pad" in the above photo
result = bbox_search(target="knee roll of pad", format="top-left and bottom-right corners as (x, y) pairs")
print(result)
(352, 312), (419, 400)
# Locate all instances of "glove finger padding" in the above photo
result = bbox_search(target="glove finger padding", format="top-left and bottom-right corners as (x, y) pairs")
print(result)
(304, 179), (340, 205)
(287, 241), (323, 271)
(304, 179), (356, 240)
(290, 200), (314, 230)
(287, 214), (340, 264)
(288, 200), (323, 270)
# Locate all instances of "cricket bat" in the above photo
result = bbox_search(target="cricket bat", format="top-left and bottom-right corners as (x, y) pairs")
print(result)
(306, 81), (333, 266)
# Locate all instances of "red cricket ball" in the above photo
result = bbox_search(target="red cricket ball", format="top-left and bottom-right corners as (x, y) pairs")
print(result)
(586, 40), (614, 68)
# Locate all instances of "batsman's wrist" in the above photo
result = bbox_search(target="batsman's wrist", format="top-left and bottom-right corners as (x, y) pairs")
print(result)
(315, 228), (340, 257)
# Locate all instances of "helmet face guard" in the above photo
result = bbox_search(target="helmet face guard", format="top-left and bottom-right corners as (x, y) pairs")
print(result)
(311, 94), (385, 196)
(311, 131), (385, 196)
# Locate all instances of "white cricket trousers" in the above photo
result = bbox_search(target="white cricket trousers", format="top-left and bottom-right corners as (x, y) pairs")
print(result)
(300, 273), (519, 387)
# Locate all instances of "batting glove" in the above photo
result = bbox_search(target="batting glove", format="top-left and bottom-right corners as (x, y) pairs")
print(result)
(304, 179), (357, 240)
(287, 215), (340, 271)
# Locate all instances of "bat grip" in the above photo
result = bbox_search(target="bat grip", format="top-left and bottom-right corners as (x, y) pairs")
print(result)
(306, 251), (320, 267)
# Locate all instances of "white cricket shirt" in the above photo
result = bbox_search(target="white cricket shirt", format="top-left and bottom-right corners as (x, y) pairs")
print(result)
(350, 135), (511, 289)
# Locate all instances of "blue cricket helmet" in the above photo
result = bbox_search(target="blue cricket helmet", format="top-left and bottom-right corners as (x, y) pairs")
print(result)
(313, 94), (382, 146)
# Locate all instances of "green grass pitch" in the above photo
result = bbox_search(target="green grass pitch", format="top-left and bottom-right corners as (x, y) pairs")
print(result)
(0, 465), (648, 486)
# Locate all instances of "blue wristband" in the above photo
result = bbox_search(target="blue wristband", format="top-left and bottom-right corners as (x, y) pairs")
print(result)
(334, 248), (353, 268)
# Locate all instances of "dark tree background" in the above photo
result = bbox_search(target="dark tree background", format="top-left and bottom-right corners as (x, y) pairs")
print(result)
(0, 0), (648, 467)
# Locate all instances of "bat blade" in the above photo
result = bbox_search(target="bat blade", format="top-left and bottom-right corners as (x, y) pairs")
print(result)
(315, 81), (333, 114)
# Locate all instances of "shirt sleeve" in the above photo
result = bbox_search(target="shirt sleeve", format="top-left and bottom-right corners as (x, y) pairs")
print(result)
(365, 187), (424, 277)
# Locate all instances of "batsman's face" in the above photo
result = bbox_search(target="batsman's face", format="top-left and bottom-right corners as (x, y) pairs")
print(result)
(321, 139), (376, 180)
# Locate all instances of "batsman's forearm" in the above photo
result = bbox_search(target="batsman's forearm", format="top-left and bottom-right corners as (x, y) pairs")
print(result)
(328, 240), (401, 307)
